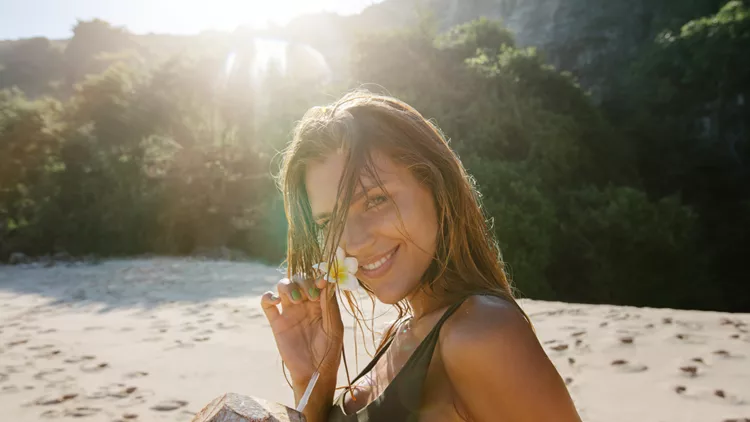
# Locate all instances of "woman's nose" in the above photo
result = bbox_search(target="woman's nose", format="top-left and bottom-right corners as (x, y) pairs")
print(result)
(341, 215), (375, 257)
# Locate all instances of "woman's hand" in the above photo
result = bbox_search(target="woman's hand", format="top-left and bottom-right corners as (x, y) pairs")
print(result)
(261, 272), (343, 391)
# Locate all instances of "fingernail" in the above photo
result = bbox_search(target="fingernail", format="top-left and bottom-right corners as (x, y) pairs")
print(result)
(270, 293), (280, 301)
(291, 290), (302, 301)
(309, 287), (320, 299)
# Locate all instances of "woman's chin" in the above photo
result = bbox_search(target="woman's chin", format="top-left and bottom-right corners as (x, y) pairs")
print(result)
(370, 283), (411, 305)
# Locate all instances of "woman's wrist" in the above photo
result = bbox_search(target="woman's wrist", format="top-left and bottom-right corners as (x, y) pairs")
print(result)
(293, 372), (337, 422)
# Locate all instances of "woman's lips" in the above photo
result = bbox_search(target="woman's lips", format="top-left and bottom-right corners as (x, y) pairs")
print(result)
(358, 245), (399, 279)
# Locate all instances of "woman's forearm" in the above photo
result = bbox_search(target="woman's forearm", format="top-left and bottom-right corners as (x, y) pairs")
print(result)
(293, 373), (337, 422)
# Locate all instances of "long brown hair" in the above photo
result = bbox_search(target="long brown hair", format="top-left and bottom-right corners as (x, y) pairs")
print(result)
(278, 89), (529, 378)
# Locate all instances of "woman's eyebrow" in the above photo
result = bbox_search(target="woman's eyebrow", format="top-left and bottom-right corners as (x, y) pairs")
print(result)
(313, 184), (383, 221)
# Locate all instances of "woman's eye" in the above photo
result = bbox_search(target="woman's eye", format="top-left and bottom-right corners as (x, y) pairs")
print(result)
(365, 195), (388, 210)
(318, 220), (330, 231)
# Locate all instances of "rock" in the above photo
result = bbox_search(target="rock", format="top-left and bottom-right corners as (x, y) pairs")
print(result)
(9, 252), (30, 265)
(192, 394), (305, 422)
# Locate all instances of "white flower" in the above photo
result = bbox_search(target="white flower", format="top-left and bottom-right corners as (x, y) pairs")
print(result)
(312, 246), (359, 291)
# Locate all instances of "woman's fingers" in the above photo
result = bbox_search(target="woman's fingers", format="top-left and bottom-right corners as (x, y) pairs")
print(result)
(260, 291), (281, 323)
(314, 276), (328, 290)
(291, 273), (325, 302)
(277, 277), (304, 305)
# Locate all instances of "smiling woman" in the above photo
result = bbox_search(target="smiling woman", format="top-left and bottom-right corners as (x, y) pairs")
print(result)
(260, 90), (582, 422)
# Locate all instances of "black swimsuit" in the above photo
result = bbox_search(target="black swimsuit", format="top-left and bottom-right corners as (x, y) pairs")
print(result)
(327, 296), (473, 422)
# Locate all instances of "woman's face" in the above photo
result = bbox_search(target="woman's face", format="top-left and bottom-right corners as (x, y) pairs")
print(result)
(305, 149), (439, 304)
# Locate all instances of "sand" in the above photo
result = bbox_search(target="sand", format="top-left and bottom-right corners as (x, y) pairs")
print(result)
(0, 258), (748, 422)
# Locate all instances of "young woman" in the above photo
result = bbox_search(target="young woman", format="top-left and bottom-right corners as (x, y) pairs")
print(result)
(261, 91), (582, 422)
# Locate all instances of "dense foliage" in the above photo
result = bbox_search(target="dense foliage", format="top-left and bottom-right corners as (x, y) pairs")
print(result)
(1, 2), (748, 311)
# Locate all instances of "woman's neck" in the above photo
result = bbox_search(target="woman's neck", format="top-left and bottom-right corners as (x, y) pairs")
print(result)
(407, 285), (451, 321)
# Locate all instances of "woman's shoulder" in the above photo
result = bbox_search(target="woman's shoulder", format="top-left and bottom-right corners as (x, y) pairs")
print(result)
(438, 294), (534, 361)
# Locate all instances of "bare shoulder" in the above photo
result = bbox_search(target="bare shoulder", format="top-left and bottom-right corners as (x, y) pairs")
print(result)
(439, 294), (532, 353)
(437, 295), (582, 421)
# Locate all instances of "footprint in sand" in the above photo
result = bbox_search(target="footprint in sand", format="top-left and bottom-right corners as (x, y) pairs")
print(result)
(192, 336), (210, 342)
(674, 333), (707, 344)
(619, 336), (635, 345)
(1, 385), (19, 394)
(19, 325), (41, 332)
(141, 336), (163, 343)
(65, 406), (102, 417)
(63, 355), (95, 364)
(550, 344), (569, 352)
(720, 317), (748, 328)
(675, 385), (748, 405)
(680, 365), (699, 377)
(28, 344), (55, 351)
(150, 399), (188, 411)
(33, 368), (69, 382)
(115, 390), (155, 408)
(7, 339), (29, 348)
(80, 362), (109, 373)
(215, 322), (240, 330)
(40, 409), (62, 419)
(36, 349), (62, 359)
(677, 321), (704, 331)
(124, 371), (149, 379)
(247, 310), (264, 319)
(714, 349), (744, 359)
(83, 326), (105, 332)
(611, 359), (648, 373)
(86, 383), (140, 400)
(33, 393), (78, 405)
(164, 340), (195, 351)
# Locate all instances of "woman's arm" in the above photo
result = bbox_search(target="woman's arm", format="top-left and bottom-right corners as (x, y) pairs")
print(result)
(441, 296), (582, 422)
(293, 373), (337, 422)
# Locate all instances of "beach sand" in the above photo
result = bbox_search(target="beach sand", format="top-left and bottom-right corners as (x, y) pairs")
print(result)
(1, 258), (748, 421)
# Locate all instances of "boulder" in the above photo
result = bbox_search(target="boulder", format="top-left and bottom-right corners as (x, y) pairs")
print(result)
(192, 394), (305, 422)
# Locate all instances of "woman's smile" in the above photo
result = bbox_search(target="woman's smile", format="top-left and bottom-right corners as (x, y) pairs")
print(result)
(358, 244), (400, 279)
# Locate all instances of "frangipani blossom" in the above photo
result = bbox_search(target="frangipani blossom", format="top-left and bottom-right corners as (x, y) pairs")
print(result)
(312, 247), (359, 291)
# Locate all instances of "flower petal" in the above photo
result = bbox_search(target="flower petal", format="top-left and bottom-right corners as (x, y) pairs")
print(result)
(343, 257), (359, 274)
(337, 272), (359, 291)
(335, 246), (346, 262)
(312, 262), (328, 274)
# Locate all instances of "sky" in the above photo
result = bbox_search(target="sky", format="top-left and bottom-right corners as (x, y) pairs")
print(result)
(0, 0), (381, 40)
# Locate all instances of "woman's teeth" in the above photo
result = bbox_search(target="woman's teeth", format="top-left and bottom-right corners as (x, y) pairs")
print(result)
(362, 248), (396, 271)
